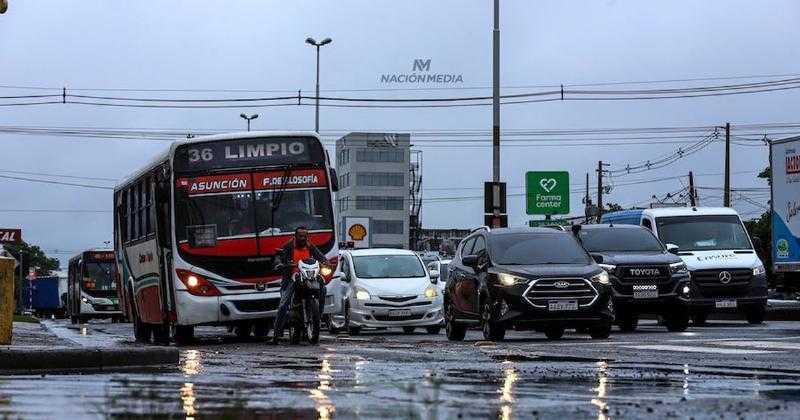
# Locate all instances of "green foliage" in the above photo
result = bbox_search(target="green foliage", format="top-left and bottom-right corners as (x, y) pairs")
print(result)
(758, 166), (771, 186)
(606, 202), (624, 212)
(744, 210), (772, 280)
(2, 241), (60, 276)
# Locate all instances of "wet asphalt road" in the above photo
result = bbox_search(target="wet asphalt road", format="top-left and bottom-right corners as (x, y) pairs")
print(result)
(3, 319), (800, 419)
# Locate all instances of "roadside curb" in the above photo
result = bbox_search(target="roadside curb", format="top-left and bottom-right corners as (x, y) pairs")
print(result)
(0, 346), (179, 373)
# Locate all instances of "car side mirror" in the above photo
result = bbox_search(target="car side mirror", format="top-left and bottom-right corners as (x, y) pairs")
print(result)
(590, 253), (604, 264)
(429, 269), (440, 283)
(666, 243), (680, 255)
(462, 255), (478, 267)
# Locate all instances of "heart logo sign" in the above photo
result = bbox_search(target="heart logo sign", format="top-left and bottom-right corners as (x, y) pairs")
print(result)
(539, 178), (557, 193)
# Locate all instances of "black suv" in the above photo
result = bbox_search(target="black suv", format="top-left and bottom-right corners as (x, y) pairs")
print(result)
(443, 227), (614, 341)
(576, 224), (691, 332)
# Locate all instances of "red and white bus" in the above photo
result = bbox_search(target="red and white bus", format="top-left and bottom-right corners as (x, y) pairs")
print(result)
(114, 132), (339, 343)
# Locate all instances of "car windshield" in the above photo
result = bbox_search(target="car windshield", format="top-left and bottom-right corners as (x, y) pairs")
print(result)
(353, 255), (426, 279)
(579, 228), (664, 252)
(491, 233), (592, 265)
(83, 262), (116, 291)
(656, 215), (752, 251)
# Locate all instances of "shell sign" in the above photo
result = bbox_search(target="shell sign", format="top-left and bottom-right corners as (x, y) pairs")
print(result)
(348, 224), (367, 241)
(344, 217), (370, 248)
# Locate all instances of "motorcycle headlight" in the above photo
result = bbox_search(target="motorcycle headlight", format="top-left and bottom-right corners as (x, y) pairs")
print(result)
(354, 288), (371, 301)
(424, 286), (438, 299)
(498, 273), (527, 286)
(670, 262), (688, 275)
(753, 264), (766, 276)
(591, 271), (610, 285)
(598, 264), (616, 273)
(320, 266), (332, 277)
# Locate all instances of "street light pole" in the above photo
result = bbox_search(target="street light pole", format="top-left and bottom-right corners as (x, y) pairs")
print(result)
(306, 37), (332, 133)
(492, 0), (500, 183)
(239, 113), (259, 131)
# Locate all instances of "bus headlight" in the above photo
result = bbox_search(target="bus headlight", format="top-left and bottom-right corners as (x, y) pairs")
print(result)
(354, 288), (371, 301)
(591, 271), (610, 285)
(753, 265), (766, 276)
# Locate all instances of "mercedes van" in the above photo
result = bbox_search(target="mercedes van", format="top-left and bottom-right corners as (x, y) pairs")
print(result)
(601, 207), (767, 325)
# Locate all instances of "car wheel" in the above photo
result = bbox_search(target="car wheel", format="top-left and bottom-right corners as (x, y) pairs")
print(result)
(663, 312), (690, 332)
(402, 327), (416, 334)
(481, 300), (505, 341)
(616, 310), (639, 333)
(426, 326), (442, 335)
(173, 325), (195, 345)
(344, 303), (361, 336)
(445, 300), (466, 341)
(746, 305), (766, 325)
(544, 325), (565, 340)
(234, 321), (252, 339)
(590, 322), (612, 339)
(691, 311), (708, 326)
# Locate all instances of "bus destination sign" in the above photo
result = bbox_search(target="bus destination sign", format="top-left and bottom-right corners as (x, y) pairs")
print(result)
(174, 137), (322, 172)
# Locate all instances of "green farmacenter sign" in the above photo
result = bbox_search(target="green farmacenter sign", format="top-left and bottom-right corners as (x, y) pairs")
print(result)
(526, 171), (570, 215)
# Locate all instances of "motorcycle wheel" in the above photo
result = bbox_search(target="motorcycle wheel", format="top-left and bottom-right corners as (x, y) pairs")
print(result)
(306, 299), (321, 344)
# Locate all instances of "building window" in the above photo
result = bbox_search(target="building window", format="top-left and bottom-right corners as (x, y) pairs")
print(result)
(356, 172), (404, 187)
(337, 149), (350, 166)
(338, 197), (350, 212)
(355, 196), (404, 210)
(356, 149), (403, 162)
(373, 220), (404, 234)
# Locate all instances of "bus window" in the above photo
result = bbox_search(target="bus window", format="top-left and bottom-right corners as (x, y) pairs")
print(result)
(255, 189), (333, 235)
(181, 192), (256, 239)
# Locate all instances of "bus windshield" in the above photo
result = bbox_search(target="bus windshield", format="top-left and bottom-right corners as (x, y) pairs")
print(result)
(656, 215), (753, 251)
(83, 261), (116, 292)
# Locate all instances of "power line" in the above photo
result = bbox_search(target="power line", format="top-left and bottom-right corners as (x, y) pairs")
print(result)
(0, 174), (113, 190)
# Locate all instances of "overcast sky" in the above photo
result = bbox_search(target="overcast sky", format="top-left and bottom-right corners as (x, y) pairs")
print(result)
(1, 1), (797, 265)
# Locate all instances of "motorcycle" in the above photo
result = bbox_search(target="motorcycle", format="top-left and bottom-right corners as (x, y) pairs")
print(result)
(288, 258), (323, 345)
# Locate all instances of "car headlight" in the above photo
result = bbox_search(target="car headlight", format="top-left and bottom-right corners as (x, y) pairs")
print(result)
(498, 273), (527, 286)
(354, 288), (371, 301)
(670, 262), (688, 275)
(598, 264), (616, 273)
(591, 271), (610, 285)
(753, 265), (766, 276)
(81, 297), (91, 304)
(423, 286), (438, 299)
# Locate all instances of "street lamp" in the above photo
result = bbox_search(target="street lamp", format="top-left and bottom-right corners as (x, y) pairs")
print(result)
(305, 36), (332, 133)
(240, 113), (259, 131)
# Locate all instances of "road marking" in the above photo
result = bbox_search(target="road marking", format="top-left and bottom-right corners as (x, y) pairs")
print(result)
(623, 344), (779, 354)
(715, 340), (800, 350)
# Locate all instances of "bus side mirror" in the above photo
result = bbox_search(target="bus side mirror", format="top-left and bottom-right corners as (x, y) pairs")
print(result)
(329, 168), (340, 192)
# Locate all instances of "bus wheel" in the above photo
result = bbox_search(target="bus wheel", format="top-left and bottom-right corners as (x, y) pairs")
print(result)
(173, 325), (194, 345)
(152, 324), (170, 345)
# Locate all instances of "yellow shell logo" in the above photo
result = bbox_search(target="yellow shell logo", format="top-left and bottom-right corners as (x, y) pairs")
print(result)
(348, 223), (367, 241)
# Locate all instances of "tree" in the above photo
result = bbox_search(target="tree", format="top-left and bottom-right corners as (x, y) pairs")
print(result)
(605, 202), (624, 212)
(758, 166), (771, 186)
(2, 242), (60, 307)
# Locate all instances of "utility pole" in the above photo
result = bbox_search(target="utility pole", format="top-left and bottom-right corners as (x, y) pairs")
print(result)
(723, 122), (731, 207)
(688, 171), (696, 207)
(584, 172), (590, 223)
(597, 161), (604, 221)
(492, 0), (500, 183)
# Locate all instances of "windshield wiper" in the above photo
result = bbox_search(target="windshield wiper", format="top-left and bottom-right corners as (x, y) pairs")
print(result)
(267, 164), (294, 235)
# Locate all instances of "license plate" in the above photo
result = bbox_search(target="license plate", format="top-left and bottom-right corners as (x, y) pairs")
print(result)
(388, 309), (412, 317)
(633, 285), (659, 299)
(548, 300), (578, 311)
(715, 299), (738, 309)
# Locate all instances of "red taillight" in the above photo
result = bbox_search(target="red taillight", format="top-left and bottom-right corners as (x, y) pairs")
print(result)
(176, 269), (222, 297)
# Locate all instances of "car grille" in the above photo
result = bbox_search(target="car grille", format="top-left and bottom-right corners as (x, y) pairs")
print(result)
(232, 298), (280, 313)
(524, 278), (597, 308)
(365, 301), (431, 308)
(691, 268), (753, 298)
(377, 295), (417, 303)
(372, 313), (425, 322)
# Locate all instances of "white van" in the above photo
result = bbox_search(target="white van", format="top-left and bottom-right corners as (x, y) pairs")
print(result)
(601, 207), (767, 324)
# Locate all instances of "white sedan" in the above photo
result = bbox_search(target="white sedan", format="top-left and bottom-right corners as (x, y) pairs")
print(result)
(326, 249), (444, 335)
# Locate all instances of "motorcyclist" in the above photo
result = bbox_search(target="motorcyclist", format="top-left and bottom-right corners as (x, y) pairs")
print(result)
(271, 226), (327, 344)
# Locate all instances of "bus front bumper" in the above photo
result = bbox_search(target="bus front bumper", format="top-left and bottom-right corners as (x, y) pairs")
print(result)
(176, 290), (282, 326)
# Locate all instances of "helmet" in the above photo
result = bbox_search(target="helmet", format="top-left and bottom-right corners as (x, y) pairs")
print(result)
(298, 258), (320, 280)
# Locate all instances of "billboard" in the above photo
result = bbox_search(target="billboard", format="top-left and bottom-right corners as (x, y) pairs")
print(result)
(770, 137), (800, 272)
(344, 217), (371, 249)
(0, 228), (21, 244)
(526, 171), (570, 215)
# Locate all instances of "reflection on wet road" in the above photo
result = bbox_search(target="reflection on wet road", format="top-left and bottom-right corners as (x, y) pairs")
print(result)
(2, 321), (800, 418)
